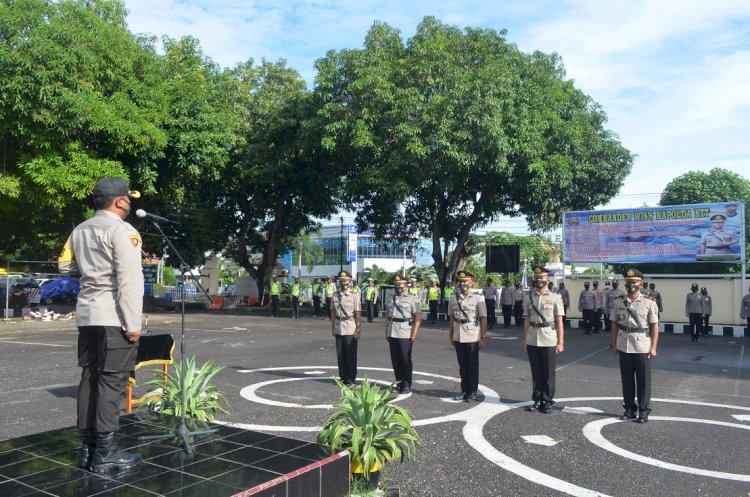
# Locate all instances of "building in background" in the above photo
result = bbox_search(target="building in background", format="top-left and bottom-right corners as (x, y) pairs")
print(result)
(280, 225), (433, 281)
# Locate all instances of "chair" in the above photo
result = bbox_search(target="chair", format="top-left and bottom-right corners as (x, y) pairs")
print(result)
(125, 333), (175, 413)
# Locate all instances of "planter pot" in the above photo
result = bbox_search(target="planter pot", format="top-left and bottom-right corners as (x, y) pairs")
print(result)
(384, 486), (400, 497)
(352, 470), (380, 491)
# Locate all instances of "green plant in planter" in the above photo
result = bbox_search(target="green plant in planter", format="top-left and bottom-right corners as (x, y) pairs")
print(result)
(141, 356), (229, 421)
(317, 377), (420, 482)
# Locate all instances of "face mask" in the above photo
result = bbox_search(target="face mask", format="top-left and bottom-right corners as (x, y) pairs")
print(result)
(626, 283), (639, 294)
(395, 285), (406, 294)
(340, 281), (350, 290)
(533, 278), (546, 289)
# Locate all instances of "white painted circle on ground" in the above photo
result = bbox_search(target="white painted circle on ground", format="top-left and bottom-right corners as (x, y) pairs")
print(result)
(240, 376), (410, 409)
(232, 365), (499, 431)
(466, 397), (750, 497)
(582, 416), (750, 482)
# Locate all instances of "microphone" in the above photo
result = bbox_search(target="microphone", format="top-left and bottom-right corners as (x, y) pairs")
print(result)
(136, 209), (171, 224)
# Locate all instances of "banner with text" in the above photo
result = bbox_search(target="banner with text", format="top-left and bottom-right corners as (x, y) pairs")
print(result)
(563, 202), (745, 264)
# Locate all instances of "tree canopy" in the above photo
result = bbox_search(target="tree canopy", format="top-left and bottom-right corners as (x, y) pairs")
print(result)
(313, 17), (633, 288)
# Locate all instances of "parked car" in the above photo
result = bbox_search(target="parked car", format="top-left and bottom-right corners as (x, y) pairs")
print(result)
(39, 277), (80, 304)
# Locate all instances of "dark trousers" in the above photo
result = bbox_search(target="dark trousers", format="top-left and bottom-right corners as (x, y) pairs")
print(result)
(603, 314), (611, 333)
(619, 352), (651, 414)
(291, 296), (299, 318)
(77, 326), (137, 434)
(313, 296), (321, 317)
(582, 309), (594, 333)
(455, 341), (480, 395)
(388, 337), (413, 388)
(688, 313), (702, 339)
(746, 318), (750, 337)
(701, 315), (710, 336)
(366, 300), (375, 322)
(527, 345), (556, 403)
(271, 295), (279, 317)
(502, 305), (513, 327)
(514, 301), (524, 326)
(485, 299), (496, 328)
(335, 334), (358, 383)
(593, 309), (603, 332)
(428, 300), (438, 323)
(324, 297), (332, 318)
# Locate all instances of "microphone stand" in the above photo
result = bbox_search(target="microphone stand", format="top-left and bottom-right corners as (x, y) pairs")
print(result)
(138, 220), (216, 454)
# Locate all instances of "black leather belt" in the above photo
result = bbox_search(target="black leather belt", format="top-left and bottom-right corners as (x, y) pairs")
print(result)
(530, 322), (552, 328)
(392, 318), (411, 323)
(618, 324), (646, 333)
(339, 316), (354, 321)
(458, 319), (474, 324)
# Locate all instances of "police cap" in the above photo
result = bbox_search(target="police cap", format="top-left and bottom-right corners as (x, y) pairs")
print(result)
(709, 211), (727, 221)
(393, 275), (408, 285)
(456, 271), (473, 281)
(337, 270), (352, 280)
(93, 177), (140, 199)
(623, 269), (644, 282)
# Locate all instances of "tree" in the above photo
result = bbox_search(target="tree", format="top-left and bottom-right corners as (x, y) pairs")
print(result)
(0, 0), (167, 263)
(288, 230), (324, 274)
(314, 17), (633, 292)
(216, 60), (342, 301)
(621, 168), (750, 274)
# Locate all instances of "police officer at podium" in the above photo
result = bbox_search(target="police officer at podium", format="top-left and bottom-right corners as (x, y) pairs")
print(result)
(59, 177), (143, 472)
(611, 268), (659, 423)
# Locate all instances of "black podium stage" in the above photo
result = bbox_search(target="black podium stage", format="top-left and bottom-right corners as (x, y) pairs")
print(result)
(0, 413), (349, 497)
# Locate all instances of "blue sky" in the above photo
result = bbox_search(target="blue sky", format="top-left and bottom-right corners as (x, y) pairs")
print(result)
(124, 0), (750, 235)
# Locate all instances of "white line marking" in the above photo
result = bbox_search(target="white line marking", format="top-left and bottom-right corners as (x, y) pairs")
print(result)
(490, 336), (518, 340)
(562, 406), (604, 415)
(303, 371), (326, 375)
(732, 414), (750, 422)
(582, 416), (750, 481)
(413, 380), (433, 384)
(556, 345), (609, 372)
(522, 435), (559, 447)
(0, 340), (70, 348)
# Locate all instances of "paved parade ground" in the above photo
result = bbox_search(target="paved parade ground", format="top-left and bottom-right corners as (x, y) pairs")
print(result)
(1, 311), (749, 496)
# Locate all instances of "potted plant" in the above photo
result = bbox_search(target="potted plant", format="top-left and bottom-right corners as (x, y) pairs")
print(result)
(317, 377), (420, 493)
(141, 356), (230, 421)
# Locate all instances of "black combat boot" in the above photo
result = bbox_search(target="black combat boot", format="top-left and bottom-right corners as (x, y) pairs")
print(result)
(90, 432), (142, 473)
(79, 429), (96, 469)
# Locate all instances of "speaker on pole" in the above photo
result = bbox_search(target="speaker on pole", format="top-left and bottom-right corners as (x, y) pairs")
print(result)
(486, 245), (520, 273)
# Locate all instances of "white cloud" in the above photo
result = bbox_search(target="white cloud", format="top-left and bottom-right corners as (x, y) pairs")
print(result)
(124, 0), (750, 218)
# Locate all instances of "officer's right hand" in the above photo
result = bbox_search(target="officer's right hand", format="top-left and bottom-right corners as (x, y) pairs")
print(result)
(125, 330), (141, 343)
(610, 344), (618, 356)
(449, 336), (455, 348)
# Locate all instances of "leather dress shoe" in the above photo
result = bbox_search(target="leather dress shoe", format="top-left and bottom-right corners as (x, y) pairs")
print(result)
(525, 401), (540, 412)
(465, 392), (478, 402)
(619, 408), (637, 420)
(401, 386), (412, 394)
(540, 402), (553, 414)
(453, 392), (468, 401)
(636, 413), (649, 423)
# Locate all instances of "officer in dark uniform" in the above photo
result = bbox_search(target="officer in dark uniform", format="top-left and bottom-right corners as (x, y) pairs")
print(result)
(59, 177), (143, 472)
(331, 271), (361, 386)
(611, 269), (659, 423)
(700, 287), (712, 336)
(385, 275), (421, 393)
(449, 271), (487, 401)
(685, 283), (703, 342)
(523, 266), (565, 414)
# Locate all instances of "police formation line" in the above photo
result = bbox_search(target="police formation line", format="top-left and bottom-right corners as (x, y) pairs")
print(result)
(326, 266), (661, 424)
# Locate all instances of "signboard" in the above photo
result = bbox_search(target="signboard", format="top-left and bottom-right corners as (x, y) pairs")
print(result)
(563, 202), (745, 264)
(347, 225), (358, 262)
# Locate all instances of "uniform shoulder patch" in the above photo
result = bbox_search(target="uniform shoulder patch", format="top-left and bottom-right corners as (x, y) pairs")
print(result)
(129, 234), (140, 248)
